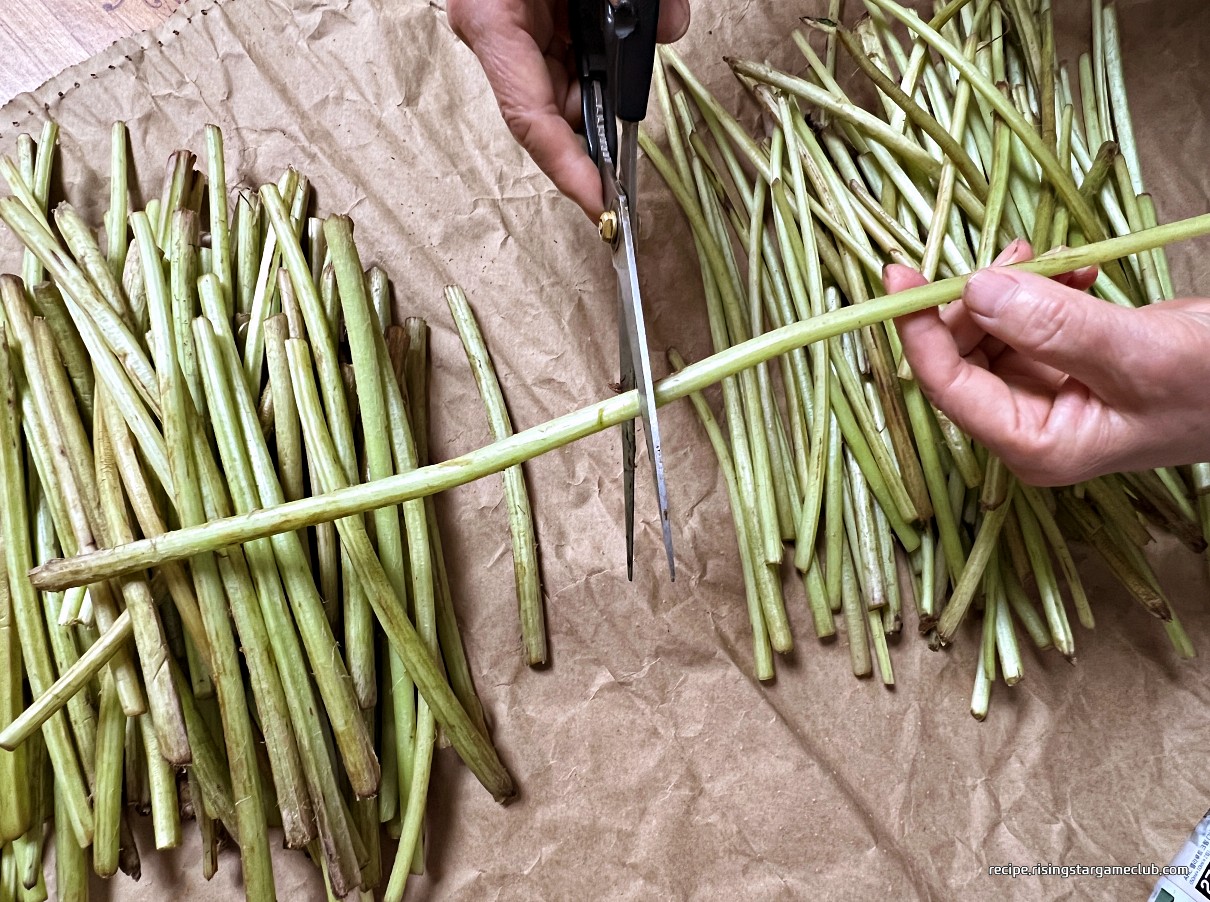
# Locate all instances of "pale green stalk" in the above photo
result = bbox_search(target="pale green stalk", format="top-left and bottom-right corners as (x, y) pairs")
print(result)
(242, 170), (300, 394)
(132, 212), (275, 900)
(843, 452), (885, 611)
(93, 396), (191, 765)
(56, 203), (128, 321)
(23, 121), (58, 291)
(265, 317), (304, 502)
(204, 125), (233, 310)
(170, 209), (205, 413)
(31, 218), (1210, 590)
(671, 349), (773, 679)
(32, 498), (94, 789)
(1102, 5), (1143, 196)
(867, 601), (894, 686)
(28, 282), (93, 423)
(53, 779), (87, 902)
(1015, 493), (1075, 659)
(171, 662), (239, 841)
(1019, 485), (1093, 629)
(936, 483), (1015, 643)
(844, 178), (928, 261)
(107, 122), (130, 279)
(0, 471), (31, 844)
(446, 286), (545, 665)
(1000, 556), (1051, 651)
(1138, 194), (1175, 299)
(840, 542), (872, 678)
(153, 150), (195, 247)
(970, 620), (993, 721)
(874, 501), (901, 631)
(139, 713), (182, 850)
(288, 340), (514, 803)
(92, 671), (124, 878)
(235, 191), (261, 317)
(0, 324), (93, 848)
(404, 319), (491, 740)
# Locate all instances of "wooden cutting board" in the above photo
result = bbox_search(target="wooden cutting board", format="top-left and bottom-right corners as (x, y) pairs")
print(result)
(0, 0), (178, 105)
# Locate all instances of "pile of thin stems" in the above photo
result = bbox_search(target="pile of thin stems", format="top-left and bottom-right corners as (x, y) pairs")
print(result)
(648, 0), (1202, 715)
(0, 121), (541, 901)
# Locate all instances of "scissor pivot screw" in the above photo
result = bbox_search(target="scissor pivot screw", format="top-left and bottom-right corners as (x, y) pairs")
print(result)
(598, 210), (618, 244)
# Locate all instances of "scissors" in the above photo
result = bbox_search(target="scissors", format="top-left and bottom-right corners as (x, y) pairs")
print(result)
(570, 0), (675, 581)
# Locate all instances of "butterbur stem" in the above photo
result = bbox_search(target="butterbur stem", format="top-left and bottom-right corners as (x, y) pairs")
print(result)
(404, 319), (490, 738)
(670, 349), (774, 680)
(30, 220), (1210, 592)
(92, 672), (124, 878)
(445, 286), (545, 666)
(287, 340), (514, 802)
(133, 211), (275, 900)
(0, 324), (93, 849)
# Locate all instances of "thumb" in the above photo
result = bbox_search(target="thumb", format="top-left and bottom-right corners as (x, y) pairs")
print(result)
(962, 268), (1138, 395)
(658, 0), (691, 43)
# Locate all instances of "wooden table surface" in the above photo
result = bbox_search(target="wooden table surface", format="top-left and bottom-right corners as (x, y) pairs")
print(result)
(0, 0), (179, 106)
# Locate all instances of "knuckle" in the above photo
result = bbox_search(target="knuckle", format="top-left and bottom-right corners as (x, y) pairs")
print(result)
(1023, 291), (1077, 355)
(501, 104), (536, 147)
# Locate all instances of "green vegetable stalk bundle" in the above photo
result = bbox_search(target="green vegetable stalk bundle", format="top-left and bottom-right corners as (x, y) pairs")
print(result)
(649, 0), (1203, 715)
(0, 122), (534, 901)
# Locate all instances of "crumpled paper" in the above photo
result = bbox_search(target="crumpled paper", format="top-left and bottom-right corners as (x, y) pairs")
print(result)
(2, 0), (1209, 899)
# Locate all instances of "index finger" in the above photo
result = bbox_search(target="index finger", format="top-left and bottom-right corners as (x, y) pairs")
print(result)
(468, 25), (604, 218)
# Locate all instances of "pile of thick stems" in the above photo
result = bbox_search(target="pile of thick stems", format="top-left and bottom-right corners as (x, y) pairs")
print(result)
(647, 0), (1205, 714)
(0, 122), (543, 901)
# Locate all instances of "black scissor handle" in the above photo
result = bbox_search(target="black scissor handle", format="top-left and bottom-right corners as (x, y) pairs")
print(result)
(609, 0), (660, 124)
(570, 0), (660, 165)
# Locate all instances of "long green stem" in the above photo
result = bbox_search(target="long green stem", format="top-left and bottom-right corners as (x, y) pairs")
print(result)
(446, 286), (545, 665)
(0, 324), (93, 849)
(404, 320), (490, 737)
(133, 212), (275, 899)
(670, 349), (774, 680)
(26, 215), (1210, 596)
(92, 671), (125, 878)
(288, 339), (514, 803)
(193, 319), (364, 889)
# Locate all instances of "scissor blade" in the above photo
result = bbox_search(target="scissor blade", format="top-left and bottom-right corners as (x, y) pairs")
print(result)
(619, 312), (637, 581)
(612, 191), (675, 580)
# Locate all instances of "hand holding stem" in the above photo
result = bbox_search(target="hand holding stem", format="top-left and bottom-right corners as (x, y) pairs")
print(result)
(888, 239), (1210, 485)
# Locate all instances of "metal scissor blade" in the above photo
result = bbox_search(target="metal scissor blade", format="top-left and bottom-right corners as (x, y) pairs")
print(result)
(619, 312), (637, 580)
(612, 190), (675, 580)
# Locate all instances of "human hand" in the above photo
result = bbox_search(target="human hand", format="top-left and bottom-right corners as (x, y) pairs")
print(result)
(448, 0), (691, 220)
(885, 239), (1210, 486)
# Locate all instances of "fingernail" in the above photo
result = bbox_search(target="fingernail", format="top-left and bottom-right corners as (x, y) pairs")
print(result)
(964, 269), (1019, 317)
(992, 238), (1024, 266)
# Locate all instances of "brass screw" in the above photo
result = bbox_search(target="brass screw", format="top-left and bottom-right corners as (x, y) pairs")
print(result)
(598, 210), (618, 244)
